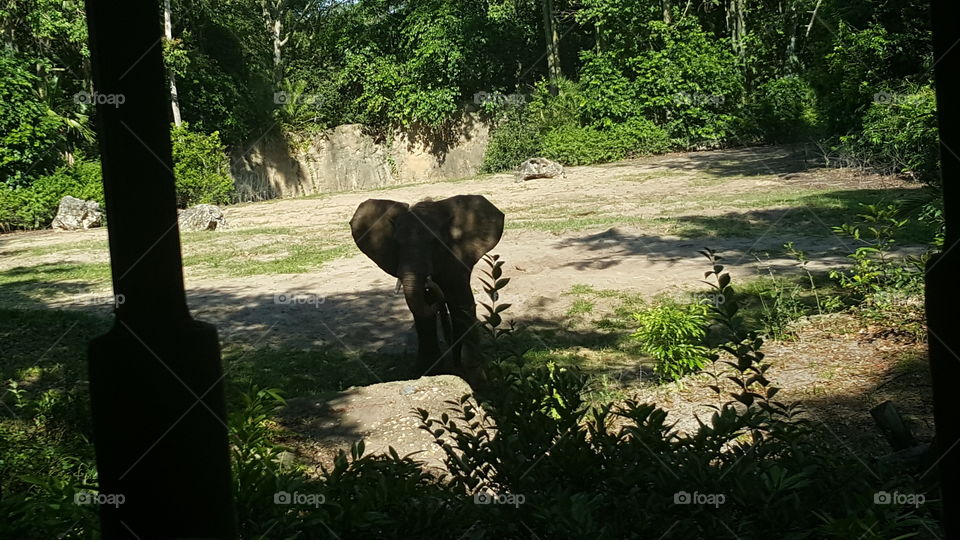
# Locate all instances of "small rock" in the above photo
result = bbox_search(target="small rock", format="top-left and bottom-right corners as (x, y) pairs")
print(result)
(400, 385), (416, 396)
(51, 196), (102, 230)
(178, 204), (227, 231)
(516, 157), (564, 183)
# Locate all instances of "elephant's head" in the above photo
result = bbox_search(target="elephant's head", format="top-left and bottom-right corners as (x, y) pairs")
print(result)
(349, 195), (505, 383)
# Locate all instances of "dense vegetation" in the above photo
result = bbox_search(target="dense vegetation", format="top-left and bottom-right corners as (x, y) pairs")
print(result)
(0, 0), (939, 229)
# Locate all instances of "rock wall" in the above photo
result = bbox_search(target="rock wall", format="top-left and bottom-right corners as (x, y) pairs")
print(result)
(229, 112), (490, 201)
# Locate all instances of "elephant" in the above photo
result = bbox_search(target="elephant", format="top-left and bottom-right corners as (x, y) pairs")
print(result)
(350, 195), (505, 387)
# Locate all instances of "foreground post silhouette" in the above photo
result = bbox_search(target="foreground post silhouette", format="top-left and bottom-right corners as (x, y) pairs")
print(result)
(84, 0), (236, 537)
(928, 1), (960, 535)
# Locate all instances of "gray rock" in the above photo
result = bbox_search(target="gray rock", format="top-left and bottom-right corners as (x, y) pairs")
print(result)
(51, 196), (103, 230)
(516, 157), (564, 183)
(178, 204), (227, 231)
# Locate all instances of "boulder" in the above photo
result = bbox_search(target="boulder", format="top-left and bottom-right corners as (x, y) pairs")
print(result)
(278, 375), (484, 474)
(178, 204), (227, 231)
(51, 196), (103, 230)
(516, 157), (564, 183)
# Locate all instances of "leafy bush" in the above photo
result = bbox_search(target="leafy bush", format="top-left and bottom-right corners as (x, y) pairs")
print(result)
(0, 159), (104, 230)
(413, 250), (937, 538)
(482, 78), (670, 171)
(830, 203), (927, 339)
(631, 298), (713, 381)
(0, 52), (64, 187)
(1, 123), (235, 229)
(812, 23), (898, 135)
(480, 79), (582, 173)
(838, 85), (939, 183)
(750, 75), (820, 142)
(170, 122), (235, 207)
(480, 105), (544, 173)
(578, 18), (745, 148)
(542, 116), (670, 166)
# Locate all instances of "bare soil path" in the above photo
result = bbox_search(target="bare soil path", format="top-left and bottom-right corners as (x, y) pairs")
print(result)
(0, 146), (918, 356)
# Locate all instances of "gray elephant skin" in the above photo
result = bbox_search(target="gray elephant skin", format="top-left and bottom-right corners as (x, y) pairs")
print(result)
(350, 195), (505, 387)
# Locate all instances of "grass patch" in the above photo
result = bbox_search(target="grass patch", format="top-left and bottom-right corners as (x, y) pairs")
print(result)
(183, 243), (354, 277)
(567, 298), (595, 316)
(0, 262), (112, 305)
(222, 345), (407, 406)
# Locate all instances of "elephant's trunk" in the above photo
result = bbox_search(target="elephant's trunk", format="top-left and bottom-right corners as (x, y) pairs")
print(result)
(400, 270), (432, 318)
(400, 266), (444, 373)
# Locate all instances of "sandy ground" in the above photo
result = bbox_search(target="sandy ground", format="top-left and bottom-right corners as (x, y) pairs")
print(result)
(0, 146), (917, 357)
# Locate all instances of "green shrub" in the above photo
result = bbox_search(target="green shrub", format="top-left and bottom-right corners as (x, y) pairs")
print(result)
(812, 23), (897, 135)
(480, 79), (582, 173)
(631, 299), (712, 381)
(0, 52), (64, 187)
(480, 105), (544, 173)
(0, 159), (104, 230)
(579, 18), (744, 148)
(1, 122), (236, 229)
(542, 116), (670, 166)
(839, 85), (939, 183)
(830, 203), (927, 338)
(751, 75), (820, 142)
(171, 122), (235, 207)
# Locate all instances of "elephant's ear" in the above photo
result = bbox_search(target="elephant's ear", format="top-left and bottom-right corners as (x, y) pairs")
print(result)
(350, 199), (410, 277)
(444, 195), (505, 268)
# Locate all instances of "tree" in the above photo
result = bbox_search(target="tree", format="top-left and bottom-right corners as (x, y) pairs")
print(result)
(163, 0), (183, 125)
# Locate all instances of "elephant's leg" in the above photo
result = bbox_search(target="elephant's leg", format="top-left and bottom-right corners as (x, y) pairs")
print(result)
(437, 274), (487, 386)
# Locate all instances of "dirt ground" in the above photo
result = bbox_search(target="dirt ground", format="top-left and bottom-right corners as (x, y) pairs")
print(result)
(1, 146), (916, 355)
(0, 146), (932, 470)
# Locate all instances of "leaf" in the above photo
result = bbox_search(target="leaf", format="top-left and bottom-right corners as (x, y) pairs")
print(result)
(718, 273), (731, 289)
(494, 277), (511, 289)
(494, 303), (512, 313)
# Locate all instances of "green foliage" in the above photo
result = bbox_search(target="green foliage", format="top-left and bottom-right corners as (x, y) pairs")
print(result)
(0, 52), (64, 186)
(830, 203), (927, 338)
(170, 122), (234, 207)
(1, 122), (234, 230)
(631, 299), (712, 381)
(414, 251), (937, 538)
(750, 75), (820, 142)
(579, 18), (745, 147)
(830, 203), (919, 297)
(839, 85), (939, 183)
(482, 79), (670, 170)
(480, 104), (544, 173)
(542, 116), (670, 166)
(0, 158), (103, 231)
(480, 79), (582, 172)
